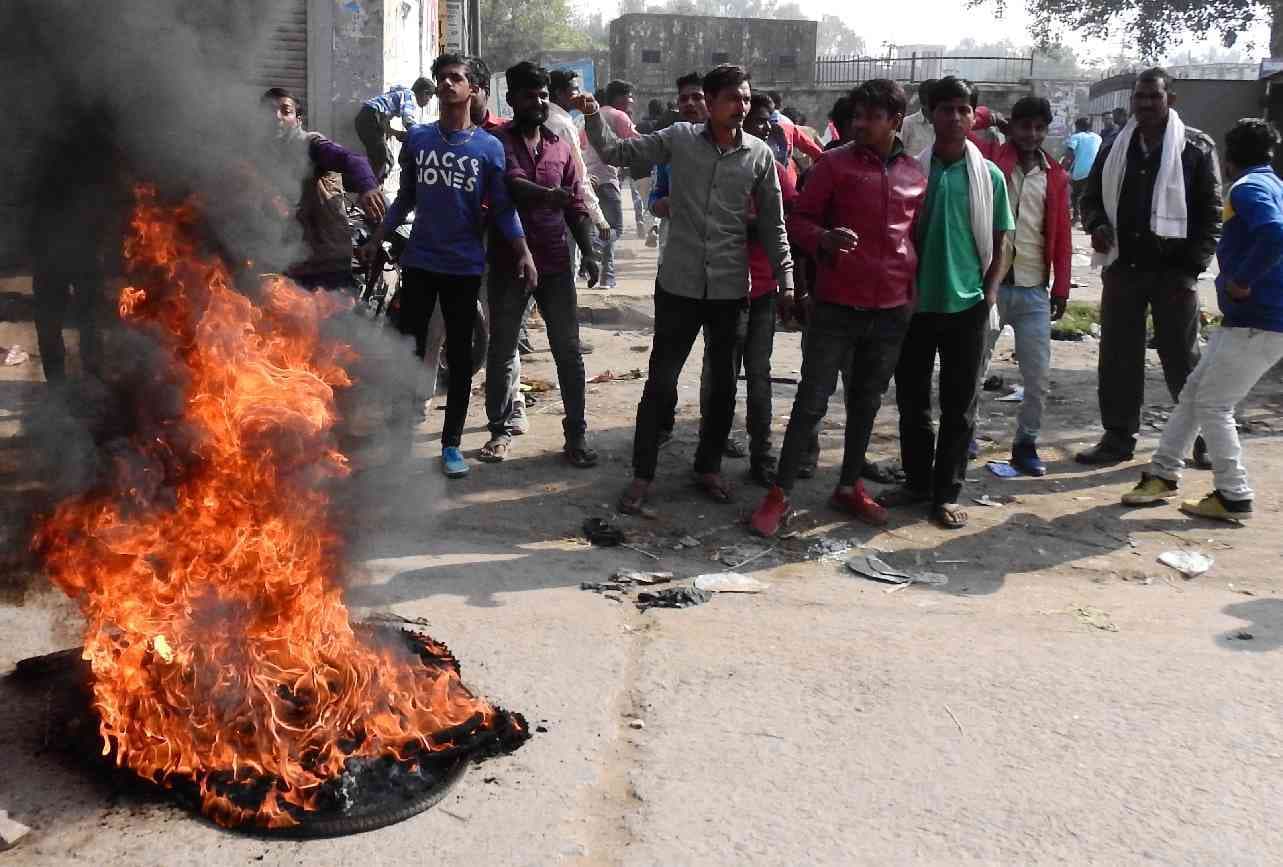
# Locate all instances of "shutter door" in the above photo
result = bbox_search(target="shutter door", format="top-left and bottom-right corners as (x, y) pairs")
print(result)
(252, 0), (308, 110)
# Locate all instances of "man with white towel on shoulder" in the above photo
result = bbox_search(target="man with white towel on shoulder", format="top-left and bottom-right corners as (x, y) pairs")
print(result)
(1077, 68), (1223, 466)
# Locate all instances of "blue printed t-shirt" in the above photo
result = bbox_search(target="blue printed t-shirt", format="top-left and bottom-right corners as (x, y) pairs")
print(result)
(1216, 165), (1283, 332)
(915, 157), (1015, 314)
(1065, 131), (1102, 181)
(382, 122), (524, 276)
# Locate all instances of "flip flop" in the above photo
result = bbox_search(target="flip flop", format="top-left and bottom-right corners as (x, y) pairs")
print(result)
(876, 486), (931, 508)
(478, 437), (511, 463)
(692, 472), (733, 504)
(933, 503), (968, 529)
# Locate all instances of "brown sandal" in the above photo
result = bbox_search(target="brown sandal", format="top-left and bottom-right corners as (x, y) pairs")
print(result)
(933, 503), (968, 529)
(692, 472), (733, 503)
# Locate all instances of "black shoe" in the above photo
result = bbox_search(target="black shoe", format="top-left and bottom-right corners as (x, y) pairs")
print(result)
(724, 437), (749, 459)
(1191, 434), (1213, 470)
(797, 463), (816, 479)
(1075, 440), (1135, 465)
(749, 455), (777, 487)
(657, 429), (674, 450)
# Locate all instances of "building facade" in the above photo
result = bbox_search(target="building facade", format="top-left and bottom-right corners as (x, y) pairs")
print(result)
(607, 13), (816, 111)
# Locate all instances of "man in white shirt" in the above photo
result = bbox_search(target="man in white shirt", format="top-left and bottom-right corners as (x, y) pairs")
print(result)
(899, 78), (937, 155)
(548, 68), (612, 275)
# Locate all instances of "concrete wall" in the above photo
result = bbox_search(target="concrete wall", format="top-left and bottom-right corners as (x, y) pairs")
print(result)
(1088, 76), (1264, 162)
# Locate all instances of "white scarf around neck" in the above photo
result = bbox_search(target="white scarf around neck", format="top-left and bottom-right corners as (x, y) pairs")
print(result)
(1093, 109), (1188, 269)
(918, 139), (994, 272)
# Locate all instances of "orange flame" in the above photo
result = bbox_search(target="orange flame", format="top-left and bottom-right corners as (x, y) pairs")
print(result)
(34, 186), (509, 828)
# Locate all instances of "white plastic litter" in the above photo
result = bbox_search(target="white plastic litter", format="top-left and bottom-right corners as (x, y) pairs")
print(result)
(0, 810), (30, 850)
(2, 346), (29, 366)
(995, 385), (1025, 403)
(1158, 550), (1213, 578)
(692, 572), (769, 593)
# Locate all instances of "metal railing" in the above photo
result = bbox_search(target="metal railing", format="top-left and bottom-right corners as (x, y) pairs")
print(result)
(815, 53), (1035, 85)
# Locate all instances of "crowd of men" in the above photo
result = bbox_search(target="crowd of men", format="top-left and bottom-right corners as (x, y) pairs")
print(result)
(36, 54), (1272, 536)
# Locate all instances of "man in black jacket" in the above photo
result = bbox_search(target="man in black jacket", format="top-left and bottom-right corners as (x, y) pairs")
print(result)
(1077, 68), (1222, 465)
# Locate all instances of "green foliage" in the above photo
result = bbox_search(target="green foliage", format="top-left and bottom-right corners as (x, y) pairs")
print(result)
(479, 0), (595, 73)
(973, 0), (1269, 60)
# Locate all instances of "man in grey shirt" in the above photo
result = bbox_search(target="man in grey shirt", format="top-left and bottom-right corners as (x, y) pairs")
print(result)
(578, 65), (794, 514)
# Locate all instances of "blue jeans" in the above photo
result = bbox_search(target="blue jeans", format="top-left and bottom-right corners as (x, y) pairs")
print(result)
(593, 181), (623, 286)
(975, 284), (1051, 445)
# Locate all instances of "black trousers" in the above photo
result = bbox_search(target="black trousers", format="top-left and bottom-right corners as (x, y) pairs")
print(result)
(633, 284), (743, 480)
(1097, 267), (1201, 449)
(777, 303), (910, 492)
(355, 105), (392, 182)
(398, 267), (482, 448)
(894, 299), (989, 506)
(32, 269), (103, 384)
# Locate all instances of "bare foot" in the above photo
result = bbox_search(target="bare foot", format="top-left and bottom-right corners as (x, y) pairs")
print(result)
(620, 479), (652, 515)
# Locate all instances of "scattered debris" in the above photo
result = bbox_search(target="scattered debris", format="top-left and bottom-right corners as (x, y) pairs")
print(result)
(982, 374), (1005, 392)
(621, 542), (661, 560)
(636, 586), (711, 611)
(692, 572), (769, 593)
(588, 368), (644, 383)
(971, 495), (1004, 508)
(1233, 631), (1255, 641)
(0, 811), (30, 850)
(861, 458), (906, 484)
(614, 570), (674, 585)
(944, 704), (965, 736)
(995, 385), (1025, 403)
(1073, 605), (1119, 632)
(1051, 328), (1085, 342)
(2, 346), (29, 367)
(1158, 550), (1213, 578)
(1227, 583), (1255, 596)
(806, 536), (853, 559)
(716, 545), (776, 569)
(520, 377), (557, 394)
(987, 461), (1021, 478)
(582, 518), (624, 547)
(845, 554), (948, 587)
(676, 535), (701, 548)
(629, 719), (646, 729)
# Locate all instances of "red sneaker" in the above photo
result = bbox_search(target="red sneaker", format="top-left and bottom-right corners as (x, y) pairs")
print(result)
(750, 486), (792, 537)
(830, 482), (887, 527)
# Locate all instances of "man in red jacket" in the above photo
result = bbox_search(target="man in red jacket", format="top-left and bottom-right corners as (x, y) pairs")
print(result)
(977, 96), (1072, 475)
(750, 79), (929, 536)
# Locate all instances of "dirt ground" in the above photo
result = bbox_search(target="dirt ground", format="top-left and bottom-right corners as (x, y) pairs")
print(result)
(2, 210), (1282, 865)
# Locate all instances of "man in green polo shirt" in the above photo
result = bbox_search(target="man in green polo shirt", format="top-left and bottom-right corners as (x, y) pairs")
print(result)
(880, 76), (1014, 529)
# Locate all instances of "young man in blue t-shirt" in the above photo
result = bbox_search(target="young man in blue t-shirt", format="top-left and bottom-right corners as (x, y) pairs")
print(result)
(1122, 118), (1283, 520)
(363, 53), (537, 479)
(1062, 116), (1102, 226)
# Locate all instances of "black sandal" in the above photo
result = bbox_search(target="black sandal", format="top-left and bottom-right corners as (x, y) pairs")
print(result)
(564, 445), (599, 468)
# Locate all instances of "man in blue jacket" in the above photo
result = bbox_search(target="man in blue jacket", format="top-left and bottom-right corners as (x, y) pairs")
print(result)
(1122, 118), (1283, 520)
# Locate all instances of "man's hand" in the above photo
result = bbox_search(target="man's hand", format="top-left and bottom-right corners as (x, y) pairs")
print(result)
(516, 247), (538, 290)
(582, 255), (600, 289)
(652, 197), (671, 219)
(1050, 295), (1067, 321)
(1091, 224), (1115, 254)
(818, 227), (859, 256)
(571, 93), (600, 115)
(358, 189), (387, 224)
(544, 186), (573, 209)
(984, 283), (1000, 309)
(597, 224), (612, 242)
(1228, 281), (1251, 300)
